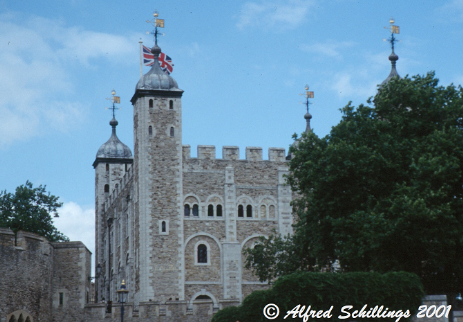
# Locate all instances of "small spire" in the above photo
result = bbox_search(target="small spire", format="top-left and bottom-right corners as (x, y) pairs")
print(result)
(381, 17), (401, 86)
(105, 89), (121, 134)
(299, 84), (314, 133)
(146, 10), (165, 56)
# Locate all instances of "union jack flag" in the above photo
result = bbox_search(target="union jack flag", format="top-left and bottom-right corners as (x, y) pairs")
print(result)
(143, 45), (173, 74)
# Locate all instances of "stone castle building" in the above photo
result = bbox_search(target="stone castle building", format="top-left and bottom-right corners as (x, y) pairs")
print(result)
(92, 38), (295, 315)
(1, 18), (418, 322)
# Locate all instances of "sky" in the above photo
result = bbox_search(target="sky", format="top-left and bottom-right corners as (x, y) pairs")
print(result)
(2, 0), (463, 270)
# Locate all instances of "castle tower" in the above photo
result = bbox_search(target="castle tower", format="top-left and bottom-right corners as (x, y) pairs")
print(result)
(93, 110), (133, 302)
(130, 40), (184, 302)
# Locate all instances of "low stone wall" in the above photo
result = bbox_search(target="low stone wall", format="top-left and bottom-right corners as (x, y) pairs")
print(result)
(85, 299), (240, 322)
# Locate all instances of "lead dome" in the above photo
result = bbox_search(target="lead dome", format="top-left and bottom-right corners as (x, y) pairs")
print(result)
(95, 118), (132, 159)
(135, 44), (181, 91)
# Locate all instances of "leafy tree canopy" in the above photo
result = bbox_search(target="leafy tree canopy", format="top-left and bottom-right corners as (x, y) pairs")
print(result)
(245, 72), (463, 294)
(0, 181), (69, 242)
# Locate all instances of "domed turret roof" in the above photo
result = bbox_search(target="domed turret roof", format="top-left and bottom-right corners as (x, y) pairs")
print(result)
(380, 49), (401, 87)
(96, 118), (132, 159)
(135, 44), (181, 91)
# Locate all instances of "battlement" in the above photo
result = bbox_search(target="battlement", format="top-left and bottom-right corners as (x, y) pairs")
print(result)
(182, 145), (286, 162)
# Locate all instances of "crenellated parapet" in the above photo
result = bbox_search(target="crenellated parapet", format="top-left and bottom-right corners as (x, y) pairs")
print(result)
(182, 145), (287, 162)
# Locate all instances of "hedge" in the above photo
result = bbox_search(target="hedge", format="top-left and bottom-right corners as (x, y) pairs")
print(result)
(212, 271), (424, 322)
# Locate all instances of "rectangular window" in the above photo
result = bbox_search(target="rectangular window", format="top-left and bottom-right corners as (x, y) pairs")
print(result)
(59, 292), (64, 306)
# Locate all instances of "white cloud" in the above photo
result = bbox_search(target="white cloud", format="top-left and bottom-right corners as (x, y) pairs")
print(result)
(0, 14), (136, 148)
(54, 201), (95, 258)
(301, 41), (355, 58)
(237, 0), (316, 30)
(438, 0), (463, 22)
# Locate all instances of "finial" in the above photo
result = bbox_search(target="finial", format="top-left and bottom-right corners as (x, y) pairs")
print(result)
(299, 84), (314, 133)
(105, 89), (121, 127)
(146, 10), (165, 47)
(383, 17), (400, 52)
(299, 84), (314, 114)
(380, 17), (401, 86)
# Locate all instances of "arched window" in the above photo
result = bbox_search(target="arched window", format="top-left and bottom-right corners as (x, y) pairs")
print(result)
(184, 204), (190, 216)
(197, 244), (207, 263)
(238, 205), (244, 217)
(9, 316), (16, 322)
(25, 318), (31, 322)
(208, 204), (214, 217)
(149, 126), (152, 135)
(217, 205), (222, 217)
(192, 204), (199, 216)
(106, 163), (109, 171)
(169, 100), (173, 109)
(149, 99), (153, 108)
(17, 315), (23, 322)
(246, 205), (253, 217)
(161, 221), (166, 232)
(115, 183), (118, 190)
(104, 184), (109, 193)
(170, 127), (174, 137)
(260, 205), (266, 218)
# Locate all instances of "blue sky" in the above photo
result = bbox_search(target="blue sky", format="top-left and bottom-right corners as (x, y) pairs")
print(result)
(1, 0), (463, 264)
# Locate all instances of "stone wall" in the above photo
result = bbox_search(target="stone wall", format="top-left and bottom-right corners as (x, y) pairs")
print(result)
(51, 241), (92, 322)
(0, 229), (54, 322)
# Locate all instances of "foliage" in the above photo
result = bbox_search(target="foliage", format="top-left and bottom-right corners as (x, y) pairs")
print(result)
(0, 181), (69, 242)
(212, 271), (424, 322)
(245, 72), (463, 293)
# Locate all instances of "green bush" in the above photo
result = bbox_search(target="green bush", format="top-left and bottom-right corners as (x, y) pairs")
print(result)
(212, 272), (424, 322)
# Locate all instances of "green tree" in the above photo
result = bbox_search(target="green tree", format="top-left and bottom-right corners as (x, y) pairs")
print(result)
(0, 181), (69, 242)
(245, 72), (463, 293)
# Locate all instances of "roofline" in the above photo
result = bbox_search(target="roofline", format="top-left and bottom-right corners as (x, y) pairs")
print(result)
(93, 157), (133, 169)
(131, 88), (184, 104)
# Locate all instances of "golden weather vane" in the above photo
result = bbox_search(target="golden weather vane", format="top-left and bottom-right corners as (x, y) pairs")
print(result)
(146, 10), (165, 45)
(299, 84), (314, 114)
(105, 89), (121, 118)
(383, 17), (400, 51)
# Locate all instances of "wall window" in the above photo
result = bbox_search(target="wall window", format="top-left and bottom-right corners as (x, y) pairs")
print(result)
(149, 99), (153, 108)
(149, 126), (152, 135)
(169, 100), (173, 109)
(238, 205), (244, 217)
(59, 292), (64, 306)
(106, 163), (109, 171)
(104, 184), (109, 193)
(246, 205), (253, 217)
(170, 127), (174, 137)
(192, 204), (199, 216)
(197, 244), (207, 263)
(161, 221), (166, 232)
(208, 204), (214, 217)
(216, 205), (222, 217)
(184, 204), (190, 216)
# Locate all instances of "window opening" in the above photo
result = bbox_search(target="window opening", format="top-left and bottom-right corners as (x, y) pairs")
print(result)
(184, 205), (190, 216)
(238, 205), (244, 217)
(149, 126), (152, 135)
(246, 205), (253, 217)
(208, 204), (214, 217)
(104, 184), (109, 193)
(192, 204), (199, 216)
(169, 100), (173, 109)
(149, 99), (153, 108)
(59, 292), (64, 306)
(170, 127), (174, 137)
(217, 205), (222, 217)
(161, 221), (166, 232)
(106, 163), (109, 171)
(198, 244), (207, 263)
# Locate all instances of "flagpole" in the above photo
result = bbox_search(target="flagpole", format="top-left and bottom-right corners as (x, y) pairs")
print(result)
(139, 39), (143, 78)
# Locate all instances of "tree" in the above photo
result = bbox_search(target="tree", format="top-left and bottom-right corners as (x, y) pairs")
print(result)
(245, 72), (463, 293)
(0, 181), (69, 242)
